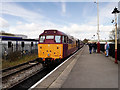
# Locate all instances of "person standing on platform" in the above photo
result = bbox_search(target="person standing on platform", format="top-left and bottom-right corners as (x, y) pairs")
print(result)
(104, 42), (110, 57)
(93, 42), (97, 53)
(88, 42), (92, 54)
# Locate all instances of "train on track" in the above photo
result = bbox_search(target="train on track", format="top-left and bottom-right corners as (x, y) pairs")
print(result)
(1, 35), (38, 60)
(38, 29), (83, 65)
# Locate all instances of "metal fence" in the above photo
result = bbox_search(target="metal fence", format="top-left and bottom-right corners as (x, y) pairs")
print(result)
(100, 44), (120, 61)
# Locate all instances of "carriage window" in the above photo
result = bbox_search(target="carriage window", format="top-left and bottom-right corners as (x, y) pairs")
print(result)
(55, 36), (61, 43)
(46, 35), (54, 39)
(69, 39), (73, 44)
(21, 42), (24, 47)
(67, 37), (68, 43)
(8, 42), (12, 48)
(31, 42), (33, 47)
(40, 36), (45, 43)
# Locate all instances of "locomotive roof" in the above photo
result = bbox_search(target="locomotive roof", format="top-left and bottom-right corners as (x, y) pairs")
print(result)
(40, 29), (79, 41)
(40, 29), (67, 36)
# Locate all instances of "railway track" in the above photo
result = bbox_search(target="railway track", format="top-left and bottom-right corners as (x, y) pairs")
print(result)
(2, 47), (83, 89)
(8, 66), (53, 90)
(2, 58), (39, 80)
(7, 67), (48, 89)
(2, 58), (43, 89)
(6, 50), (81, 89)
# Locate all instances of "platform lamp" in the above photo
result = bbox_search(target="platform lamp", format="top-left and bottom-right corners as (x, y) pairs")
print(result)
(112, 7), (120, 64)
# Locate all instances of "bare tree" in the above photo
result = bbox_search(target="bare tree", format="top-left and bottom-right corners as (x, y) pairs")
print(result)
(109, 29), (115, 42)
(109, 27), (120, 43)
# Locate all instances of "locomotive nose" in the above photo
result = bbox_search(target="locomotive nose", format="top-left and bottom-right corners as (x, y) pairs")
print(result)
(38, 44), (63, 60)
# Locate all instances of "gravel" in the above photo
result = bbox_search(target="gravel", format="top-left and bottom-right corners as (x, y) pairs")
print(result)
(2, 63), (42, 88)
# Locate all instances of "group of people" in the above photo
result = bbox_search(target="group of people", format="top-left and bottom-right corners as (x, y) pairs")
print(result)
(88, 41), (110, 57)
(88, 42), (97, 54)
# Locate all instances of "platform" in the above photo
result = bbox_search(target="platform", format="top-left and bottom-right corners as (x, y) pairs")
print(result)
(61, 45), (118, 88)
(30, 45), (118, 89)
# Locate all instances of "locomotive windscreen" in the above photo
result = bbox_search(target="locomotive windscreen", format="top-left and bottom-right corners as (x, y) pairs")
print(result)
(55, 36), (61, 43)
(40, 35), (45, 43)
(46, 35), (54, 39)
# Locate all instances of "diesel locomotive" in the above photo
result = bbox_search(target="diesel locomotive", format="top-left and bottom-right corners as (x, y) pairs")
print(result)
(38, 29), (82, 65)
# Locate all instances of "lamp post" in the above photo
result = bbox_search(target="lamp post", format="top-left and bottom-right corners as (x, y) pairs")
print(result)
(112, 7), (120, 64)
(94, 0), (100, 53)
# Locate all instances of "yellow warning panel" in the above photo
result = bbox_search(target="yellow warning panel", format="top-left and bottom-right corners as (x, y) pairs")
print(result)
(38, 44), (63, 59)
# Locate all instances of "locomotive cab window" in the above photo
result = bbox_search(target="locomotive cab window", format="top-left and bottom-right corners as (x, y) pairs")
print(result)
(46, 35), (54, 39)
(62, 36), (64, 43)
(40, 36), (45, 43)
(62, 36), (67, 43)
(55, 36), (61, 43)
(65, 36), (67, 43)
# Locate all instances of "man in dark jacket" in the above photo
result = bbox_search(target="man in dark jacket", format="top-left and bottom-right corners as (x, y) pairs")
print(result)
(88, 42), (92, 54)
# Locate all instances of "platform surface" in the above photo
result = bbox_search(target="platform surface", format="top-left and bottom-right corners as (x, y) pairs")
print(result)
(61, 45), (118, 88)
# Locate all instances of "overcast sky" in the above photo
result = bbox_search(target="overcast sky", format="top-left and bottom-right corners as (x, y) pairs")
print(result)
(0, 1), (119, 40)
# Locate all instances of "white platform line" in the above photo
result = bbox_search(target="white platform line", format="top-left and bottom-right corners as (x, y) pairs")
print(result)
(28, 48), (82, 90)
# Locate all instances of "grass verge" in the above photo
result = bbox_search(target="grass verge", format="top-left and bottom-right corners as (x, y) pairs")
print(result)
(2, 54), (38, 69)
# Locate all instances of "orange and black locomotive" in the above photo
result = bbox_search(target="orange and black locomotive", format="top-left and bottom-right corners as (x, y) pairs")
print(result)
(38, 29), (82, 65)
